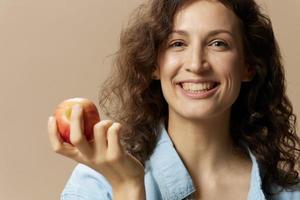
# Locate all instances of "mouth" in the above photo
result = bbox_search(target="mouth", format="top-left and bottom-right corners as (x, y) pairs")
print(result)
(178, 82), (219, 92)
(176, 81), (220, 99)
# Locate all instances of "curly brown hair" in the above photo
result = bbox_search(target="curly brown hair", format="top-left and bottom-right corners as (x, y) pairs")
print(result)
(98, 0), (300, 196)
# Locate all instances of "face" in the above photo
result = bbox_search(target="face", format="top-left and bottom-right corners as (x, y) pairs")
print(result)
(155, 0), (252, 122)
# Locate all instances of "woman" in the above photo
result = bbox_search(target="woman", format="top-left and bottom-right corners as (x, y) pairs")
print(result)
(48, 0), (300, 199)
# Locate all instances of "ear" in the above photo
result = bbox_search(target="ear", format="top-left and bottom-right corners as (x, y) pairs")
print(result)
(242, 65), (256, 82)
(152, 67), (160, 80)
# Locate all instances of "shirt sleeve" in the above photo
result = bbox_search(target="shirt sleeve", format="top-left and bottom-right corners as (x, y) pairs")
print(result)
(61, 164), (113, 200)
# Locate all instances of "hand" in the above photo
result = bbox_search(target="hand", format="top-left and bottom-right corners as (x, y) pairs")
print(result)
(47, 104), (145, 196)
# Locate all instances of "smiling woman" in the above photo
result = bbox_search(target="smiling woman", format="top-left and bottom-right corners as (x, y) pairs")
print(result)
(154, 0), (251, 126)
(48, 0), (300, 200)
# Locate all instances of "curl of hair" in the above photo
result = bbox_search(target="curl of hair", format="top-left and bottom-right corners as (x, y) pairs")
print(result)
(98, 0), (171, 164)
(223, 0), (300, 196)
(98, 0), (300, 196)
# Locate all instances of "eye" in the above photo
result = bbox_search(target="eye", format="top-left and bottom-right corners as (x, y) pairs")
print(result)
(169, 41), (186, 48)
(209, 40), (229, 49)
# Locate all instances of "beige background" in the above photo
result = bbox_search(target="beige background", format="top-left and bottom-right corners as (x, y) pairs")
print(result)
(0, 0), (299, 200)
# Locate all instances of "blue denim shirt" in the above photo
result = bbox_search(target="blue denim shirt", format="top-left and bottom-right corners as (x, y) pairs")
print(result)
(61, 124), (300, 200)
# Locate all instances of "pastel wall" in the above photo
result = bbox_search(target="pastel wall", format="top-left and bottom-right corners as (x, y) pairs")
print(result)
(0, 1), (298, 199)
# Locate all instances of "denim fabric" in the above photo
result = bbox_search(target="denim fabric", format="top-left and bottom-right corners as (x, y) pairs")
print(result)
(61, 123), (300, 200)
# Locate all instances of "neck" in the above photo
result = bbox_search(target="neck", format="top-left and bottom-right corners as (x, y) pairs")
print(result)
(167, 110), (244, 176)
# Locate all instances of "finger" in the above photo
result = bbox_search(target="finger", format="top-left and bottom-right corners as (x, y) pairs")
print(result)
(70, 104), (93, 159)
(47, 116), (78, 158)
(106, 123), (124, 159)
(93, 120), (113, 156)
(48, 116), (63, 150)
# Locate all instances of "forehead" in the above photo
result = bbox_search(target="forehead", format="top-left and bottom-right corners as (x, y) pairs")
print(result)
(173, 0), (241, 35)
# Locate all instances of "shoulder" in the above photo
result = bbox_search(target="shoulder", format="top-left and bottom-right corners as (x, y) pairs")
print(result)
(268, 182), (300, 200)
(61, 164), (113, 200)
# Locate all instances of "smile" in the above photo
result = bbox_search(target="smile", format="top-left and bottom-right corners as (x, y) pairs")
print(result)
(181, 82), (218, 92)
(177, 82), (220, 99)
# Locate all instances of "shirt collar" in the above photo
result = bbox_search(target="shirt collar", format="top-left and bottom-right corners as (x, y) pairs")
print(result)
(147, 122), (266, 200)
(146, 122), (195, 199)
(245, 145), (266, 200)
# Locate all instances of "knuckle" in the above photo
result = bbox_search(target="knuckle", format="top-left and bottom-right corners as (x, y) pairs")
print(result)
(116, 124), (123, 131)
(113, 122), (122, 128)
(108, 123), (122, 132)
(100, 119), (113, 126)
(94, 120), (113, 132)
(102, 119), (113, 124)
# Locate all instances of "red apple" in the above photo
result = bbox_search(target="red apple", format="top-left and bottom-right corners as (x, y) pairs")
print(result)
(54, 98), (100, 144)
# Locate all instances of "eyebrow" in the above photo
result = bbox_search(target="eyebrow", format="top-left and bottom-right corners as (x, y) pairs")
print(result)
(170, 29), (234, 38)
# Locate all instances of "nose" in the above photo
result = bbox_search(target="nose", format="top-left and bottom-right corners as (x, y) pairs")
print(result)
(185, 46), (210, 74)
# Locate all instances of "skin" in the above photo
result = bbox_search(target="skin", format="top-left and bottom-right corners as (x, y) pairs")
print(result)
(48, 0), (255, 199)
(154, 0), (254, 199)
(47, 104), (145, 199)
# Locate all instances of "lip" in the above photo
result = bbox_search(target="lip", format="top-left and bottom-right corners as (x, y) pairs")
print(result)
(177, 82), (220, 99)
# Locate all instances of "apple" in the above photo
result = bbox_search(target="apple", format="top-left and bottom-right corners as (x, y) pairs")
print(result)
(54, 97), (100, 144)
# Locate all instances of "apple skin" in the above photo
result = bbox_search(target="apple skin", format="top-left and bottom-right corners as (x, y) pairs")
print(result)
(54, 98), (100, 144)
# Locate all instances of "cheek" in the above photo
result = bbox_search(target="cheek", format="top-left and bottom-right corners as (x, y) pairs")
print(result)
(213, 52), (244, 81)
(158, 52), (182, 87)
(158, 54), (182, 101)
(159, 53), (181, 72)
(220, 65), (243, 94)
(214, 55), (244, 100)
(219, 65), (244, 83)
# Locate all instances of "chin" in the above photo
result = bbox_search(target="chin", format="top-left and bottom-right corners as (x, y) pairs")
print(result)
(174, 105), (229, 122)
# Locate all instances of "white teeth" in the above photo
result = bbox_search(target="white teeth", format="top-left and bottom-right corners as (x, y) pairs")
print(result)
(181, 82), (216, 92)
